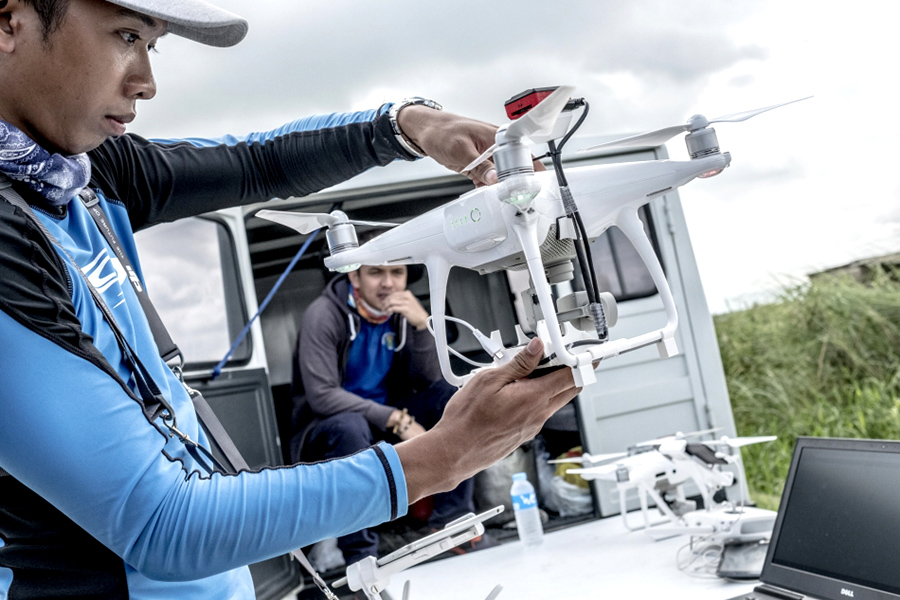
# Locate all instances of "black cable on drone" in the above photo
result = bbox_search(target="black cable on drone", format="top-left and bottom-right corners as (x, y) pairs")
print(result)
(546, 99), (609, 341)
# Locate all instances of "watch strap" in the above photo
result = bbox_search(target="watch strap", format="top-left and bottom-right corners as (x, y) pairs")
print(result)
(388, 97), (443, 159)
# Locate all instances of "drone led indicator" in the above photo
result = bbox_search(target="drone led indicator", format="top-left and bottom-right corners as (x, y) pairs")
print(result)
(698, 168), (725, 179)
(470, 208), (481, 222)
(335, 263), (361, 273)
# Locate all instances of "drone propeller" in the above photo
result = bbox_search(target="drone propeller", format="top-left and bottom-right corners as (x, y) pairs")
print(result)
(635, 427), (723, 447)
(547, 451), (628, 466)
(704, 435), (777, 449)
(569, 452), (670, 482)
(255, 209), (396, 235)
(579, 96), (812, 153)
(462, 85), (576, 174)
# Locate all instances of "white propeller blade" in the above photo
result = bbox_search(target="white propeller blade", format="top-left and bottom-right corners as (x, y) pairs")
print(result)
(635, 427), (723, 447)
(255, 209), (396, 235)
(579, 96), (812, 153)
(462, 85), (576, 174)
(569, 452), (670, 482)
(705, 435), (777, 449)
(256, 209), (335, 234)
(566, 463), (619, 481)
(462, 143), (497, 174)
(485, 584), (503, 600)
(579, 124), (690, 154)
(547, 451), (627, 465)
(709, 96), (812, 124)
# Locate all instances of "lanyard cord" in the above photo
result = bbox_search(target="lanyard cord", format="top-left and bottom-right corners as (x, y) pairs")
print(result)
(79, 188), (182, 363)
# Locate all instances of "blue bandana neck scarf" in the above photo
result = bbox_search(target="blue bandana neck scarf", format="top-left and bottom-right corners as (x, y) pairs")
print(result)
(0, 119), (91, 206)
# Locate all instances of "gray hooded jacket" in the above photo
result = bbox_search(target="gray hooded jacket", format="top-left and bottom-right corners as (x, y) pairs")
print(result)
(289, 275), (444, 461)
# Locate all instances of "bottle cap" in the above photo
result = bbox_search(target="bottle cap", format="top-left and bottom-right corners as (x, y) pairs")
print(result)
(512, 472), (527, 481)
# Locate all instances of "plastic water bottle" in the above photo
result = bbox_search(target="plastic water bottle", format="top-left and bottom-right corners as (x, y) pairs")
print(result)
(510, 472), (543, 546)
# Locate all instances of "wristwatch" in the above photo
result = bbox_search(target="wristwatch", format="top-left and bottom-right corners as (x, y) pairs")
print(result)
(388, 97), (443, 159)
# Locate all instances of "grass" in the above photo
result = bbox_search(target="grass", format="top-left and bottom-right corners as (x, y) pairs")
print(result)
(713, 269), (900, 510)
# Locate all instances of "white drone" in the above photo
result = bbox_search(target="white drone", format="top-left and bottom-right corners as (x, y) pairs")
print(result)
(559, 431), (777, 540)
(332, 508), (504, 600)
(258, 87), (810, 388)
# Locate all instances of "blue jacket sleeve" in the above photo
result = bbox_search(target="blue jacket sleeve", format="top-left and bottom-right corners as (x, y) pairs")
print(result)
(0, 305), (407, 580)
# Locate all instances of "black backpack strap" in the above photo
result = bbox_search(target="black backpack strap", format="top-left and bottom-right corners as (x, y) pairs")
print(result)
(78, 189), (182, 363)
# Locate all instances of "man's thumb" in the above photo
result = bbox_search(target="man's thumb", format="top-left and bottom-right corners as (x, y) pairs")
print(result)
(468, 161), (498, 187)
(497, 337), (544, 381)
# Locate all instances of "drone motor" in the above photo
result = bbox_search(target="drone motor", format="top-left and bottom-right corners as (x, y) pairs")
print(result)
(323, 211), (362, 272)
(493, 135), (542, 206)
(685, 126), (720, 159)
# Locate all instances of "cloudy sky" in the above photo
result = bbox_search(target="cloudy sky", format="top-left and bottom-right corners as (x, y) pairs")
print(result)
(134, 1), (899, 315)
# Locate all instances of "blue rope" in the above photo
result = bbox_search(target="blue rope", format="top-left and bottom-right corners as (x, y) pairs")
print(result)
(211, 230), (320, 380)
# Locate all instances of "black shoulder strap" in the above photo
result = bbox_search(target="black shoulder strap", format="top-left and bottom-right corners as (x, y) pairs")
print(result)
(78, 189), (182, 363)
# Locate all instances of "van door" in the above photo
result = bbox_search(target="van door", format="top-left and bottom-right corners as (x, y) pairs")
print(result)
(134, 208), (300, 600)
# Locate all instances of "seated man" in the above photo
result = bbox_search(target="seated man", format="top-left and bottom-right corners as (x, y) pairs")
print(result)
(290, 254), (484, 565)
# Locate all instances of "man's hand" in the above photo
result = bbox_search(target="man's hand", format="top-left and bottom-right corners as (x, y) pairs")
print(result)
(383, 290), (429, 330)
(387, 408), (427, 441)
(397, 106), (548, 188)
(398, 421), (426, 441)
(395, 338), (580, 503)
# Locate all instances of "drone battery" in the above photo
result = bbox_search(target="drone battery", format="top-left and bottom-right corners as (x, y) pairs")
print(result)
(443, 189), (509, 253)
(505, 87), (558, 120)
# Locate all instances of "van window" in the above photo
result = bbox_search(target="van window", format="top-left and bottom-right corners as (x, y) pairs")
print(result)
(134, 216), (250, 367)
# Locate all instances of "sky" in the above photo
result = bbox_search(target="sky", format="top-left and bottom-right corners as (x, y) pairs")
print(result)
(134, 0), (900, 315)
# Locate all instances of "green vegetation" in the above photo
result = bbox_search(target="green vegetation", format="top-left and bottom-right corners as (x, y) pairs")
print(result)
(714, 269), (900, 510)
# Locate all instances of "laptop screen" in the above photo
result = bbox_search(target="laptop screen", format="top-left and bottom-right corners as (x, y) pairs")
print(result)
(762, 437), (900, 600)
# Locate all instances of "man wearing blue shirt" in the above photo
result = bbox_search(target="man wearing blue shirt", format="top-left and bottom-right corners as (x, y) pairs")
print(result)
(0, 0), (579, 597)
(291, 258), (484, 566)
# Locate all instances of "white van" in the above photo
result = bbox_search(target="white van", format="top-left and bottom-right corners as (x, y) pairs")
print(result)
(135, 140), (740, 599)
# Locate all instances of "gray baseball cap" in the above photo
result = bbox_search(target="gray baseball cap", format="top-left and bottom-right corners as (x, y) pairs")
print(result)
(106, 0), (249, 47)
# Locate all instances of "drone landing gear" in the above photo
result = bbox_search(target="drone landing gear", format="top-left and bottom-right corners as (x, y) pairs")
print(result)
(618, 484), (686, 539)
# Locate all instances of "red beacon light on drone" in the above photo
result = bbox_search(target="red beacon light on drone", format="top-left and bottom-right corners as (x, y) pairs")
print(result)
(505, 87), (559, 120)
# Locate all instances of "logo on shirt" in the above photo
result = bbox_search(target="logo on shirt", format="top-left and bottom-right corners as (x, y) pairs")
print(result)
(83, 248), (127, 294)
(381, 331), (397, 351)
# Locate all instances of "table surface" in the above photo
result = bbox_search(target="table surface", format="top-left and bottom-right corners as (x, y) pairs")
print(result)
(380, 514), (759, 600)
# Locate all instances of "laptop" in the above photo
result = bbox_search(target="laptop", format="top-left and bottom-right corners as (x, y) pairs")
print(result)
(726, 436), (900, 600)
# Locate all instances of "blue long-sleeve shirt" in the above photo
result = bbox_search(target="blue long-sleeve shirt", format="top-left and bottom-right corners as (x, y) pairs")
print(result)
(0, 108), (413, 599)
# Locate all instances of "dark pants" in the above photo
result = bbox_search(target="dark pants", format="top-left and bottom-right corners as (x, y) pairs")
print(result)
(301, 380), (475, 566)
